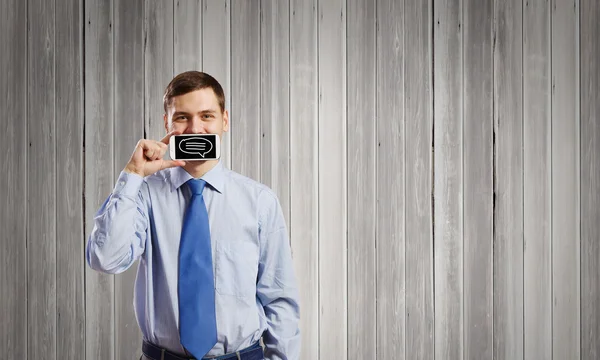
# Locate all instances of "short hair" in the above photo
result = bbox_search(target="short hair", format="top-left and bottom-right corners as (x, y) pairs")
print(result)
(163, 71), (225, 113)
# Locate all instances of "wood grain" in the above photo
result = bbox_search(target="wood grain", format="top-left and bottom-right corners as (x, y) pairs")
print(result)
(581, 1), (600, 359)
(347, 0), (376, 357)
(56, 0), (85, 357)
(231, 0), (260, 180)
(318, 0), (347, 358)
(523, 1), (552, 358)
(174, 0), (202, 74)
(85, 0), (115, 358)
(493, 0), (524, 358)
(433, 0), (464, 358)
(551, 0), (581, 358)
(0, 0), (27, 358)
(289, 0), (319, 357)
(28, 0), (57, 357)
(114, 0), (145, 357)
(404, 0), (434, 357)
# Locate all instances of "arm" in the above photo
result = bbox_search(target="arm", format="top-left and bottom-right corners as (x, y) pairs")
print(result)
(256, 191), (301, 360)
(86, 171), (149, 274)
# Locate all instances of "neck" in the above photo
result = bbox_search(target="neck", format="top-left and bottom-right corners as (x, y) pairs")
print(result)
(183, 159), (219, 179)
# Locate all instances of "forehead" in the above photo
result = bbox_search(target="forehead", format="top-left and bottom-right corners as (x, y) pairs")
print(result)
(170, 88), (220, 112)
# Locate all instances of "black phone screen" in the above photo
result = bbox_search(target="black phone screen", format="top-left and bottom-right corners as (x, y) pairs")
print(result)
(173, 134), (219, 160)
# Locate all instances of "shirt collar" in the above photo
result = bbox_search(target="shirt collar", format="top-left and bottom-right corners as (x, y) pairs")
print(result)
(169, 161), (225, 194)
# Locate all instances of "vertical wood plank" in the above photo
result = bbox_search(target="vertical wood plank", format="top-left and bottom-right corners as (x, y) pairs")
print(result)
(463, 0), (494, 358)
(404, 0), (434, 357)
(174, 0), (202, 74)
(347, 0), (376, 358)
(260, 0), (291, 228)
(231, 1), (260, 180)
(145, 0), (173, 141)
(318, 0), (347, 358)
(493, 0), (524, 358)
(202, 0), (231, 169)
(523, 0), (552, 358)
(28, 0), (57, 357)
(0, 0), (27, 357)
(85, 0), (115, 358)
(581, 0), (600, 358)
(551, 0), (580, 358)
(289, 0), (319, 358)
(433, 0), (463, 357)
(114, 0), (145, 358)
(56, 0), (85, 357)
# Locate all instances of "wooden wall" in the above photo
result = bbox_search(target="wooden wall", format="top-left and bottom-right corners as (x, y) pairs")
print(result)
(1, 0), (599, 359)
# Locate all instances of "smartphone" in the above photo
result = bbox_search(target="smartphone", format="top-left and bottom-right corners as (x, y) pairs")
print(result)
(169, 133), (221, 161)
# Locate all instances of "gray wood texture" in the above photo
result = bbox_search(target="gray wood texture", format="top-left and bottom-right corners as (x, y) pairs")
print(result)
(202, 0), (231, 170)
(84, 0), (115, 358)
(433, 0), (463, 358)
(493, 0), (524, 358)
(523, 1), (552, 359)
(404, 0), (434, 358)
(581, 0), (600, 358)
(3, 1), (599, 359)
(114, 0), (145, 358)
(174, 0), (202, 74)
(551, 0), (580, 358)
(28, 0), (57, 358)
(376, 0), (406, 358)
(318, 0), (347, 358)
(145, 0), (173, 142)
(56, 0), (85, 357)
(0, 0), (27, 357)
(347, 0), (376, 358)
(231, 1), (260, 181)
(289, 0), (319, 358)
(463, 0), (494, 358)
(260, 0), (291, 229)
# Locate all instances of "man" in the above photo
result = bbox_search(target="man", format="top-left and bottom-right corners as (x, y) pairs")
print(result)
(86, 71), (300, 360)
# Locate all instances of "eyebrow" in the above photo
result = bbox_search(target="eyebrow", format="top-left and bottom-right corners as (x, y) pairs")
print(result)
(172, 110), (217, 117)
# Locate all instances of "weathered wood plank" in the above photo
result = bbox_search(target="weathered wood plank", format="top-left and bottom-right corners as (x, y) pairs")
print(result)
(0, 0), (27, 357)
(56, 0), (85, 357)
(523, 0), (552, 358)
(260, 0), (291, 229)
(493, 0), (524, 358)
(174, 0), (202, 74)
(289, 0), (319, 358)
(230, 0), (260, 180)
(463, 0), (494, 358)
(551, 0), (580, 358)
(28, 0), (57, 357)
(433, 0), (463, 358)
(404, 0), (434, 357)
(202, 0), (231, 169)
(581, 0), (600, 358)
(347, 0), (376, 357)
(145, 0), (173, 141)
(114, 0), (145, 358)
(85, 0), (115, 358)
(318, 0), (347, 358)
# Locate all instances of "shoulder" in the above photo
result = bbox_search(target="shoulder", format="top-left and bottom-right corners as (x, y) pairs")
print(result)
(224, 168), (281, 210)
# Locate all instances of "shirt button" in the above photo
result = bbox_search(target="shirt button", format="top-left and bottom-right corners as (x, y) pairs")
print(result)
(120, 181), (125, 186)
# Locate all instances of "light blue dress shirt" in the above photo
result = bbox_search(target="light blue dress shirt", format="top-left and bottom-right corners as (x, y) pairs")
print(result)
(86, 161), (300, 360)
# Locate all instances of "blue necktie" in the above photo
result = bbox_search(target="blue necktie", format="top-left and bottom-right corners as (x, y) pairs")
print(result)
(178, 178), (217, 358)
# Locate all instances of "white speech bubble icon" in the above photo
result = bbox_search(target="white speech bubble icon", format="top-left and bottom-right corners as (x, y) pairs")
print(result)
(179, 137), (213, 157)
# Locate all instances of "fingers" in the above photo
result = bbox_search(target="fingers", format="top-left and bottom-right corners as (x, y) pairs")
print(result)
(140, 140), (168, 161)
(161, 159), (186, 170)
(160, 129), (182, 145)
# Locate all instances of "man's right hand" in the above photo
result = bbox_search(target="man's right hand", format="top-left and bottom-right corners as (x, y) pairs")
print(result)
(123, 130), (186, 178)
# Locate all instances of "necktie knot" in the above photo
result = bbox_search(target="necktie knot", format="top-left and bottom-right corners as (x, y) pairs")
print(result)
(187, 179), (206, 195)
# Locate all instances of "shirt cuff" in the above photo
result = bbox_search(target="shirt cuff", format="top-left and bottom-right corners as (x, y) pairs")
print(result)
(112, 170), (144, 198)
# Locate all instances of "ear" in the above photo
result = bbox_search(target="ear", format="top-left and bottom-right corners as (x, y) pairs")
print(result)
(222, 110), (229, 132)
(163, 113), (169, 132)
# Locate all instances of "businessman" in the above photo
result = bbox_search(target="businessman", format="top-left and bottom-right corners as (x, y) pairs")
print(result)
(86, 71), (300, 360)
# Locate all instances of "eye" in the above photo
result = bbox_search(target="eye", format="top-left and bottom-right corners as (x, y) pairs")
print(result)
(175, 115), (187, 121)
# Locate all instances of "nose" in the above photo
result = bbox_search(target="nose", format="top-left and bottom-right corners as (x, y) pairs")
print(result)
(187, 116), (207, 134)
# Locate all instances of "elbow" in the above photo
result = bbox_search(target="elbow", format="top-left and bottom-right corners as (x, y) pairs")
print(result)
(86, 235), (133, 274)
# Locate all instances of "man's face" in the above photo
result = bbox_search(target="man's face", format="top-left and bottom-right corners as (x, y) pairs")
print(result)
(164, 88), (229, 138)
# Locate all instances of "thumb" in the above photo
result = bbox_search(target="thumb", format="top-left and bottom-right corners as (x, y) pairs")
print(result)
(161, 159), (186, 170)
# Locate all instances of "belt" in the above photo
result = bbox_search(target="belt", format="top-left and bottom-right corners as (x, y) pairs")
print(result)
(142, 340), (264, 360)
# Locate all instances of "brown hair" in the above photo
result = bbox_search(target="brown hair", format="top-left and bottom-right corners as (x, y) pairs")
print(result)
(163, 71), (225, 113)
